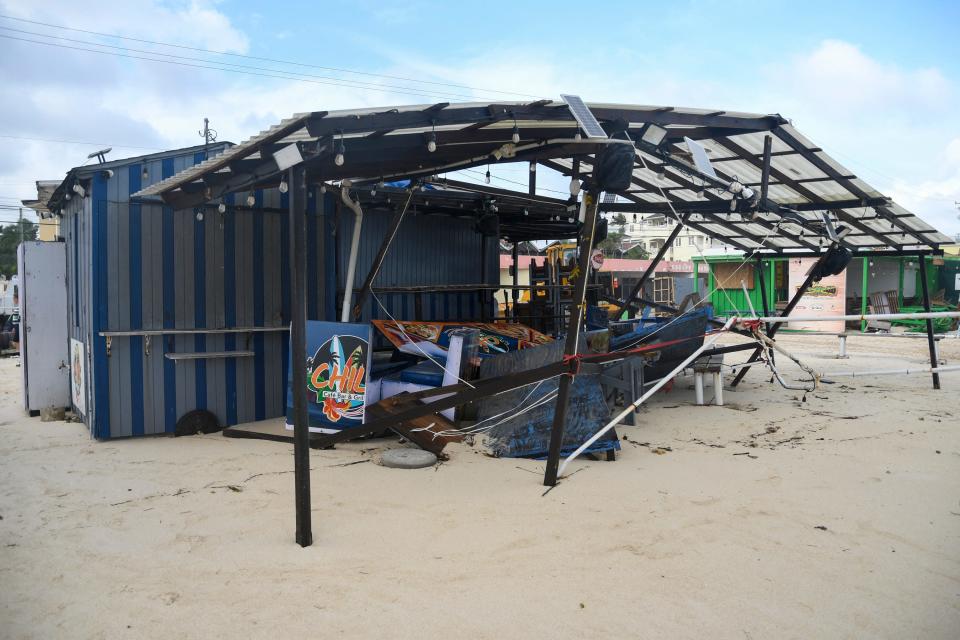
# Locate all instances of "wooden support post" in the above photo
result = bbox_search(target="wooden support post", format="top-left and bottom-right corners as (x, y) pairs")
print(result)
(613, 220), (684, 318)
(759, 134), (773, 206)
(479, 234), (488, 322)
(289, 167), (312, 548)
(730, 252), (827, 388)
(544, 193), (602, 487)
(918, 255), (941, 390)
(511, 243), (519, 321)
(352, 191), (413, 321)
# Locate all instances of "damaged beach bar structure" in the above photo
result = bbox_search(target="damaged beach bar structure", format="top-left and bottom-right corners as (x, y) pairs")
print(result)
(74, 98), (950, 547)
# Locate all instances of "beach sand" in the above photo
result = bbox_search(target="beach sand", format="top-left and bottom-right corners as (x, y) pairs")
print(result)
(1, 333), (958, 639)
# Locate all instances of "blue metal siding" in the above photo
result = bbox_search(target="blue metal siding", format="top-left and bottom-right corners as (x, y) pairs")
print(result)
(63, 145), (487, 439)
(336, 206), (492, 325)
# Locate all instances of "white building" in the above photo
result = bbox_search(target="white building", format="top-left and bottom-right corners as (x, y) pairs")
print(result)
(610, 213), (734, 261)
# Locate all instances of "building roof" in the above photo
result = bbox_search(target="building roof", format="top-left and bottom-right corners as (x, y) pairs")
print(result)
(133, 100), (951, 255)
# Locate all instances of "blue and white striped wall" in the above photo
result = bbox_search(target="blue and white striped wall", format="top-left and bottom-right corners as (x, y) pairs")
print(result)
(64, 146), (496, 439)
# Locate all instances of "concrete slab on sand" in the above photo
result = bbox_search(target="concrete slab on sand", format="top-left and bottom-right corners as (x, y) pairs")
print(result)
(0, 333), (958, 639)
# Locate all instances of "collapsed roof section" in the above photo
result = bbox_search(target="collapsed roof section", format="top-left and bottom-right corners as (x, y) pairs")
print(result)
(133, 100), (952, 254)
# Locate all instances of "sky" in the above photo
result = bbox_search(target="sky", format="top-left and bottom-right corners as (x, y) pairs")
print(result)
(0, 0), (958, 237)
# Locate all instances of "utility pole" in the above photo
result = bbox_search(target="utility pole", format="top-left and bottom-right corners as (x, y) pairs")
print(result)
(18, 207), (23, 245)
(198, 117), (217, 160)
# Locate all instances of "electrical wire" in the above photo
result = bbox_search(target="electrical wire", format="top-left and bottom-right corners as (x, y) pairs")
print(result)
(0, 134), (162, 150)
(0, 33), (502, 103)
(0, 14), (544, 100)
(369, 289), (476, 389)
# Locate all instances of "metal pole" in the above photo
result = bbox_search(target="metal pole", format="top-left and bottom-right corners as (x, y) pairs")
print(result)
(290, 167), (312, 547)
(19, 207), (24, 245)
(918, 255), (941, 390)
(730, 253), (827, 387)
(755, 254), (775, 365)
(544, 193), (601, 487)
(860, 257), (868, 332)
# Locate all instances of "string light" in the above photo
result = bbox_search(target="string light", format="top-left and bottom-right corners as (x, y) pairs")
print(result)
(278, 178), (288, 193)
(218, 203), (226, 213)
(511, 122), (520, 144)
(335, 132), (345, 166)
(426, 131), (437, 153)
(246, 194), (256, 207)
(485, 166), (491, 184)
(569, 178), (581, 196)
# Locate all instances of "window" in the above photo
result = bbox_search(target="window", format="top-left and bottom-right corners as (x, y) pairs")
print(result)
(675, 237), (682, 247)
(688, 236), (696, 246)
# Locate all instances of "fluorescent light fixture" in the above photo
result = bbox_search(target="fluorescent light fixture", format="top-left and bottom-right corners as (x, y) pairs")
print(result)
(641, 125), (668, 146)
(273, 143), (303, 172)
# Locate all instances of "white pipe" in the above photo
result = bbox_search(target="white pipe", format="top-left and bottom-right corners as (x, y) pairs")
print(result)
(557, 317), (736, 478)
(340, 184), (364, 323)
(821, 365), (960, 378)
(741, 280), (757, 318)
(748, 311), (960, 324)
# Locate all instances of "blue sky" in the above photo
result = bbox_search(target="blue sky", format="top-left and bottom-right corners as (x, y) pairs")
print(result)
(1, 0), (958, 235)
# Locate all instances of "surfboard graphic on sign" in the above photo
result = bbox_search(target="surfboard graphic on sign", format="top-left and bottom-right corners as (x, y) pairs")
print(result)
(286, 321), (372, 433)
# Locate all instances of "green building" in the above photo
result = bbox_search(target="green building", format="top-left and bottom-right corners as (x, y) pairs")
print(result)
(692, 253), (960, 331)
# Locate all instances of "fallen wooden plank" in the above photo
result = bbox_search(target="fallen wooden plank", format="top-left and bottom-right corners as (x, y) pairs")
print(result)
(367, 393), (462, 458)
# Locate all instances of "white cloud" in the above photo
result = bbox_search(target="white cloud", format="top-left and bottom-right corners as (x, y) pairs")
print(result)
(0, 15), (957, 239)
(782, 40), (952, 114)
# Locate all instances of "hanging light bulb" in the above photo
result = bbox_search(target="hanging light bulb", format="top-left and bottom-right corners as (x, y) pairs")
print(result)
(511, 123), (520, 144)
(523, 208), (529, 216)
(334, 139), (345, 166)
(569, 177), (581, 196)
(319, 184), (327, 194)
(278, 179), (288, 194)
(141, 167), (149, 180)
(529, 163), (536, 173)
(485, 167), (491, 184)
(657, 166), (666, 181)
(218, 203), (226, 214)
(426, 131), (437, 153)
(246, 194), (256, 207)
(697, 187), (705, 198)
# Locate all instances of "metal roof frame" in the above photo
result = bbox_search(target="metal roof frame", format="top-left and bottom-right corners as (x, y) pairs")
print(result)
(130, 100), (951, 254)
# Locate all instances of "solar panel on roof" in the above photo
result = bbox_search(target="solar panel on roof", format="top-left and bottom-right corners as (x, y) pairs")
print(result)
(560, 94), (608, 139)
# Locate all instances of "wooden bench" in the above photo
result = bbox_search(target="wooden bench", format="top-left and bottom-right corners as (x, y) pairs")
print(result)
(692, 354), (724, 406)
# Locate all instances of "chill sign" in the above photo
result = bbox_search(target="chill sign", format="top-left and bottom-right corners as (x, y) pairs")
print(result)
(286, 321), (372, 433)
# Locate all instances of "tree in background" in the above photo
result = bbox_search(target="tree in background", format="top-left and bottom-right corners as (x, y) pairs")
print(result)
(611, 213), (627, 226)
(0, 220), (38, 278)
(597, 230), (650, 259)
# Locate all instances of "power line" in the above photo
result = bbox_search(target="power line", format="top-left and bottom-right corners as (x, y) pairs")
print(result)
(0, 14), (543, 100)
(0, 26), (484, 101)
(0, 134), (162, 150)
(0, 32), (497, 103)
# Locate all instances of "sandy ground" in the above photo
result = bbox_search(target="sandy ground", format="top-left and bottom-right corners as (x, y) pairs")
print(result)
(1, 333), (959, 639)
